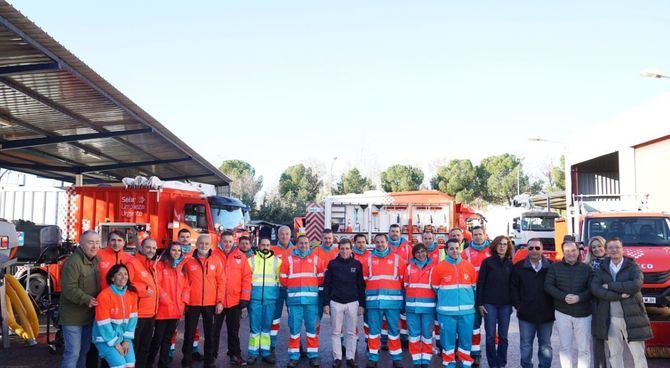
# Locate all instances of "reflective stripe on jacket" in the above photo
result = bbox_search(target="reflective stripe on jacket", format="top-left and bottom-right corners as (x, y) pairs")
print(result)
(363, 252), (405, 310)
(183, 250), (226, 306)
(93, 286), (138, 347)
(248, 251), (282, 303)
(214, 246), (252, 307)
(431, 258), (476, 316)
(156, 260), (188, 320)
(403, 260), (436, 313)
(279, 249), (325, 306)
(127, 253), (160, 318)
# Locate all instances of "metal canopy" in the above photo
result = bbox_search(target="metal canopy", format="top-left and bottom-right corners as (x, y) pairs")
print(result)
(0, 1), (231, 189)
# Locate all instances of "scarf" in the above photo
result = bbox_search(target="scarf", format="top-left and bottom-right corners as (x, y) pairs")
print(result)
(277, 241), (294, 250)
(292, 247), (313, 259)
(411, 257), (431, 269)
(445, 255), (462, 265)
(426, 241), (438, 252)
(353, 246), (368, 255)
(110, 284), (127, 295)
(388, 237), (406, 248)
(171, 255), (184, 268)
(469, 240), (490, 252)
(371, 246), (391, 258)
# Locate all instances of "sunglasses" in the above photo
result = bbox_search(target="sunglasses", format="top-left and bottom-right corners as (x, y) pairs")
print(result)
(528, 246), (542, 251)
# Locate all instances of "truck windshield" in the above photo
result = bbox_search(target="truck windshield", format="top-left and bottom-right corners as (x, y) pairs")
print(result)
(521, 216), (555, 231)
(585, 217), (670, 246)
(211, 205), (247, 230)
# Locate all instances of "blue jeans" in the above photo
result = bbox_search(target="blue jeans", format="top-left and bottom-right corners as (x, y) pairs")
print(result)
(61, 324), (93, 368)
(483, 304), (512, 368)
(518, 319), (553, 368)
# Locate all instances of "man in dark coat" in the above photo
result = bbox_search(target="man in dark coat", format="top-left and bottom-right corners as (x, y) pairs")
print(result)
(511, 238), (554, 368)
(591, 237), (652, 368)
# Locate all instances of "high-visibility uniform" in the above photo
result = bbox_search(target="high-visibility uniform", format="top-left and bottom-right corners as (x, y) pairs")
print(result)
(214, 246), (252, 307)
(155, 260), (188, 320)
(432, 256), (477, 368)
(98, 247), (133, 289)
(247, 250), (281, 358)
(183, 250), (226, 306)
(461, 241), (490, 359)
(181, 250), (226, 366)
(404, 258), (436, 366)
(270, 241), (294, 348)
(127, 253), (160, 318)
(315, 243), (338, 322)
(387, 236), (408, 250)
(93, 285), (138, 368)
(352, 247), (371, 338)
(362, 248), (406, 362)
(279, 248), (325, 361)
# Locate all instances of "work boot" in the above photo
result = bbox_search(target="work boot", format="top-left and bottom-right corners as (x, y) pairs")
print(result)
(472, 356), (481, 367)
(346, 359), (355, 368)
(230, 355), (247, 366)
(288, 360), (299, 368)
(246, 357), (257, 365)
(262, 354), (276, 364)
(191, 352), (204, 361)
(333, 359), (342, 367)
(310, 358), (320, 367)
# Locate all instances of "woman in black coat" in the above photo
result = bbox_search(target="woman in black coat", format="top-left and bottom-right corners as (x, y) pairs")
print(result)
(476, 235), (514, 368)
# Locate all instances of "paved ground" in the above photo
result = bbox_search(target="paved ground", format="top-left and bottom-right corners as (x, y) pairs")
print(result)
(3, 308), (669, 367)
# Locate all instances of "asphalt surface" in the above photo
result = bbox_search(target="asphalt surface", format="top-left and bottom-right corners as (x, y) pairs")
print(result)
(3, 307), (669, 367)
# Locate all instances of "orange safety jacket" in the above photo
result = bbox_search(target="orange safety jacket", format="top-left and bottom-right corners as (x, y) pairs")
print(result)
(279, 248), (325, 306)
(462, 243), (491, 281)
(93, 285), (138, 346)
(214, 246), (252, 307)
(127, 253), (160, 318)
(403, 259), (436, 314)
(362, 249), (406, 310)
(183, 250), (226, 306)
(155, 260), (188, 320)
(98, 247), (133, 289)
(271, 242), (294, 263)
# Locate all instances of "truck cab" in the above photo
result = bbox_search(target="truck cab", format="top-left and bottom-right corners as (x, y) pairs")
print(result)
(581, 212), (670, 307)
(511, 211), (559, 250)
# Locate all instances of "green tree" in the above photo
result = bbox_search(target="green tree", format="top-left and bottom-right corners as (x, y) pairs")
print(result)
(334, 168), (375, 194)
(430, 159), (478, 203)
(550, 155), (566, 191)
(278, 164), (323, 215)
(218, 159), (263, 208)
(479, 154), (540, 205)
(380, 165), (424, 192)
(254, 192), (295, 225)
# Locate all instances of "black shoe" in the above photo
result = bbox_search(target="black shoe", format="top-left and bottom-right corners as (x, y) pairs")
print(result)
(346, 359), (355, 368)
(288, 360), (299, 368)
(333, 359), (342, 367)
(310, 358), (320, 367)
(262, 354), (276, 364)
(192, 352), (204, 361)
(230, 355), (247, 366)
(246, 357), (257, 365)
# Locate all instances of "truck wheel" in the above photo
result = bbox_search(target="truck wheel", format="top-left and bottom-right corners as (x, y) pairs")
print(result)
(24, 273), (48, 301)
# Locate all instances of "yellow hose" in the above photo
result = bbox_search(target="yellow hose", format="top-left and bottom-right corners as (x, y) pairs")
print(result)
(5, 283), (36, 342)
(4, 293), (32, 341)
(5, 275), (39, 337)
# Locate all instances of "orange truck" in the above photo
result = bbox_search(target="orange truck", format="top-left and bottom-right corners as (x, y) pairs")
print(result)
(15, 181), (250, 299)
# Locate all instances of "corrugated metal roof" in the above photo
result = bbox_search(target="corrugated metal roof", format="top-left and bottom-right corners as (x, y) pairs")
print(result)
(0, 1), (230, 188)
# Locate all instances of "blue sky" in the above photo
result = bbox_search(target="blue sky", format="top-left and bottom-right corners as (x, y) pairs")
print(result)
(9, 0), (670, 191)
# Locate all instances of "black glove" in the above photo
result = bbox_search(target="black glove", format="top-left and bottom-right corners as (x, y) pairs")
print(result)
(239, 300), (249, 310)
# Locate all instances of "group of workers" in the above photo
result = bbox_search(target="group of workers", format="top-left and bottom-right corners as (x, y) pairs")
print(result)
(59, 223), (653, 368)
